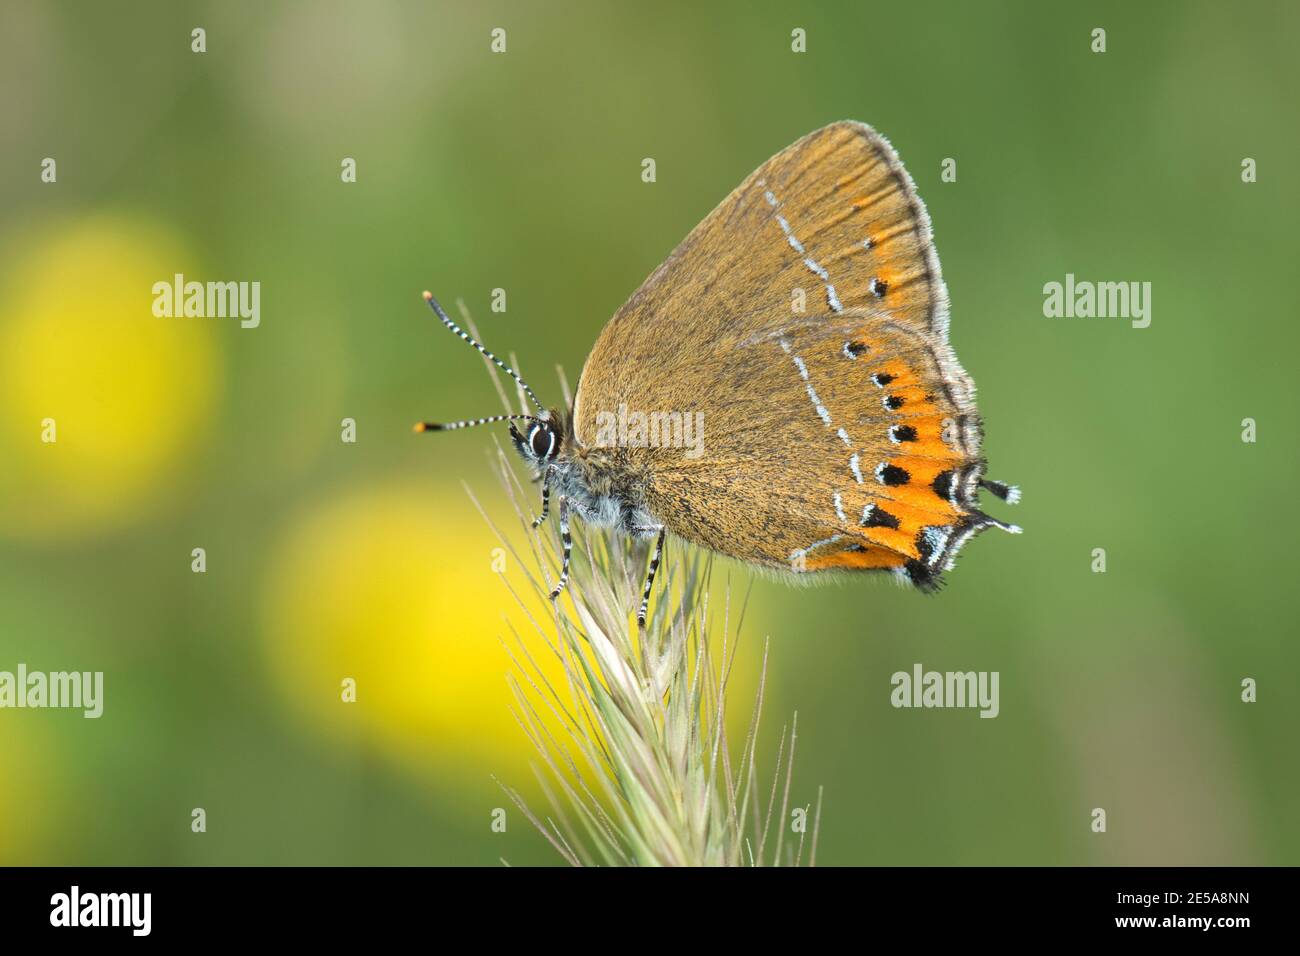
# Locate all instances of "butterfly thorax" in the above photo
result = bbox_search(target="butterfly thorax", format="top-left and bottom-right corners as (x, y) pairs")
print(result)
(555, 441), (659, 537)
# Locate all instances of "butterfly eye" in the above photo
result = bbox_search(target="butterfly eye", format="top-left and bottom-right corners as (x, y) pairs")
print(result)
(529, 424), (556, 460)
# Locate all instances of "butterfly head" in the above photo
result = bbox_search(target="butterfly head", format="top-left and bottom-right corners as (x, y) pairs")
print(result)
(508, 411), (568, 467)
(414, 291), (576, 468)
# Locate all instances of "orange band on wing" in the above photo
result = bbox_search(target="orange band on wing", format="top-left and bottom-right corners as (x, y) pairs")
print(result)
(803, 543), (908, 572)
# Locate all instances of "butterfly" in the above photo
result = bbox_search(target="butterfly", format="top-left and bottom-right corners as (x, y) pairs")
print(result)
(418, 121), (1020, 626)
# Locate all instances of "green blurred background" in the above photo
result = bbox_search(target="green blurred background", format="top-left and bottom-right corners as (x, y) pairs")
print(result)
(1, 0), (1296, 866)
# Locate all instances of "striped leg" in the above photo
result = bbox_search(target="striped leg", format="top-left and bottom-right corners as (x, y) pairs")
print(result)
(532, 467), (555, 529)
(637, 526), (666, 629)
(548, 497), (572, 601)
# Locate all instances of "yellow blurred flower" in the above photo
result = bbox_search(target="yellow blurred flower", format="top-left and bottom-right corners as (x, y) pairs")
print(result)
(261, 479), (770, 790)
(0, 216), (219, 540)
(260, 481), (550, 783)
(0, 720), (59, 864)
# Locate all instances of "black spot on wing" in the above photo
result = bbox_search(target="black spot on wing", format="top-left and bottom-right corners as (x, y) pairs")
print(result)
(861, 506), (900, 530)
(933, 469), (954, 502)
(878, 464), (910, 486)
(904, 559), (942, 593)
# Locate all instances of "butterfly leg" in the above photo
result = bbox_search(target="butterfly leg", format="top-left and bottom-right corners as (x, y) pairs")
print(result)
(637, 525), (666, 629)
(548, 496), (572, 602)
(532, 466), (556, 528)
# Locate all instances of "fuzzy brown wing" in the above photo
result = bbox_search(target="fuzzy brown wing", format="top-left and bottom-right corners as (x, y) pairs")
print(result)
(639, 311), (1003, 587)
(572, 122), (1010, 586)
(574, 121), (970, 424)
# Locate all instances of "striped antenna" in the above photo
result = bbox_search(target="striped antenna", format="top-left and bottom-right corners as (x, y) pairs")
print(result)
(414, 413), (539, 433)
(423, 291), (544, 412)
